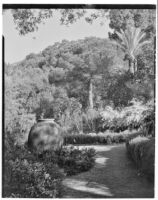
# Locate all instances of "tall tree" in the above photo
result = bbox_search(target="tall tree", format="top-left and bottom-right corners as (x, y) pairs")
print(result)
(111, 26), (151, 74)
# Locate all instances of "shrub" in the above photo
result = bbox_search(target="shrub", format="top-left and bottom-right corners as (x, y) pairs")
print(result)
(126, 136), (155, 182)
(40, 146), (96, 176)
(58, 147), (96, 175)
(4, 135), (96, 197)
(107, 78), (133, 107)
(100, 99), (155, 134)
(140, 100), (155, 136)
(3, 145), (64, 198)
(64, 130), (137, 145)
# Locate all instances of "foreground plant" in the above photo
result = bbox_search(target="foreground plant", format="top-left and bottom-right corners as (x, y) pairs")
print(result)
(40, 146), (96, 176)
(3, 145), (64, 198)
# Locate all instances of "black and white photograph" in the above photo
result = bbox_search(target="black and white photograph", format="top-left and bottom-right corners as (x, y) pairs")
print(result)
(2, 2), (156, 198)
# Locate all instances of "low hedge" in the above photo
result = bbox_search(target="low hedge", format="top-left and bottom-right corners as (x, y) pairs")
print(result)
(126, 136), (155, 182)
(64, 130), (138, 145)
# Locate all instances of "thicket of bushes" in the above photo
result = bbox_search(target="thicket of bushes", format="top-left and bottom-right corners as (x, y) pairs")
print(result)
(38, 146), (96, 176)
(3, 144), (96, 197)
(126, 136), (155, 182)
(99, 99), (155, 134)
(56, 146), (96, 175)
(60, 98), (155, 136)
(3, 145), (64, 198)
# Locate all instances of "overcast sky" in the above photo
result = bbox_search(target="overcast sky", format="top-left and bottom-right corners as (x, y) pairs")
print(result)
(3, 9), (110, 64)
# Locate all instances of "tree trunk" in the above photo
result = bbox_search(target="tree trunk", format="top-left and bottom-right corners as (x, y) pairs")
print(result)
(89, 78), (93, 109)
(134, 59), (137, 73)
(129, 59), (134, 74)
(128, 59), (131, 72)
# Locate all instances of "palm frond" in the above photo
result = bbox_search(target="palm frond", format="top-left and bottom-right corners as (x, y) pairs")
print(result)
(112, 26), (151, 61)
(134, 40), (151, 55)
(110, 40), (126, 52)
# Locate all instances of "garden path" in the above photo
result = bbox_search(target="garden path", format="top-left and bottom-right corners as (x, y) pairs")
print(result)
(62, 144), (154, 198)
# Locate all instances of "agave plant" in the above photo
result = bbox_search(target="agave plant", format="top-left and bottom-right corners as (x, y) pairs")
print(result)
(112, 27), (151, 74)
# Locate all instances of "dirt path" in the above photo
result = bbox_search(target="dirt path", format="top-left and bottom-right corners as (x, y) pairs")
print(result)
(62, 144), (154, 198)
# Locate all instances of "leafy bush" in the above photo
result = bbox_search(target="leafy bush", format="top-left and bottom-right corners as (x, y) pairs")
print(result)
(100, 99), (155, 134)
(39, 146), (96, 176)
(140, 100), (155, 136)
(3, 145), (64, 198)
(57, 147), (96, 175)
(3, 141), (96, 197)
(48, 68), (66, 84)
(107, 76), (133, 107)
(126, 136), (155, 182)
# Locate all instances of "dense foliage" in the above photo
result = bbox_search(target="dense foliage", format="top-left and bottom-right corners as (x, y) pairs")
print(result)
(5, 37), (125, 141)
(3, 144), (96, 197)
(56, 147), (96, 175)
(4, 8), (155, 196)
(126, 137), (155, 182)
(64, 130), (138, 145)
(37, 146), (96, 176)
(3, 145), (64, 198)
(5, 35), (155, 143)
(100, 99), (155, 133)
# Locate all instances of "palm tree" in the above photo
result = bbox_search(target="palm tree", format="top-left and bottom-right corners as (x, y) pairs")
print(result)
(112, 26), (151, 74)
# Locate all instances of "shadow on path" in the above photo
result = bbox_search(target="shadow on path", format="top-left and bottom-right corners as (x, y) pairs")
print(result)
(62, 144), (154, 198)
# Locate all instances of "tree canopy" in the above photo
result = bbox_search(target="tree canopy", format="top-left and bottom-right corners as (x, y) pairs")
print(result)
(4, 8), (155, 142)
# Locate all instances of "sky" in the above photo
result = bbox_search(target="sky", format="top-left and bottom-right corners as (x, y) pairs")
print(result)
(3, 9), (110, 64)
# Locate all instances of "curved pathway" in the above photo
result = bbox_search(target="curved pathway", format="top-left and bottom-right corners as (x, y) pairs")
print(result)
(62, 144), (154, 198)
